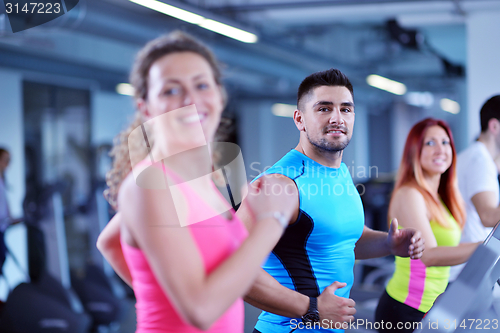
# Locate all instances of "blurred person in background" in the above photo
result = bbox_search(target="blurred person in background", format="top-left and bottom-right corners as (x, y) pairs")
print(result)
(449, 95), (500, 284)
(0, 147), (11, 275)
(375, 118), (480, 332)
(0, 148), (11, 226)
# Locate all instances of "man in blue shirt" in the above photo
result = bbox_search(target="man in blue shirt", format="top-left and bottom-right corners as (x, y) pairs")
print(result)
(238, 69), (425, 332)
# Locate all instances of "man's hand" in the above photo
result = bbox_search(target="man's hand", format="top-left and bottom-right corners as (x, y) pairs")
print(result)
(317, 281), (356, 329)
(387, 218), (425, 259)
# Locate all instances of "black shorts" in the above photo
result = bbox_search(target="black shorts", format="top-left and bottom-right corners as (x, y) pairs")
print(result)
(374, 289), (425, 333)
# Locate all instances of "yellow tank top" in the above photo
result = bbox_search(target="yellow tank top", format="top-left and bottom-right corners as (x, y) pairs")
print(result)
(385, 208), (461, 313)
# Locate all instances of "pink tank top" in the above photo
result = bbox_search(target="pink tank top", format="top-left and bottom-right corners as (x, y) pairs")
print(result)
(121, 164), (248, 333)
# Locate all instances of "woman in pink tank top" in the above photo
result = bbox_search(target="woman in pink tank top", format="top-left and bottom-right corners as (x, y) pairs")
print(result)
(97, 31), (295, 332)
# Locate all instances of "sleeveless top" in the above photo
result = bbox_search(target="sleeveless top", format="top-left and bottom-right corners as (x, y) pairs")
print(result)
(121, 162), (248, 332)
(253, 149), (365, 332)
(386, 207), (461, 313)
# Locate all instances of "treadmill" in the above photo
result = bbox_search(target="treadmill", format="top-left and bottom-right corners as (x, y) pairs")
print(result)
(414, 222), (500, 332)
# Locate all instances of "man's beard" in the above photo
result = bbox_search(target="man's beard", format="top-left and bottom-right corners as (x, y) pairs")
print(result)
(307, 131), (351, 153)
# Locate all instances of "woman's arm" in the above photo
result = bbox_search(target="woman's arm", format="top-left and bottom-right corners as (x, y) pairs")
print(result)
(96, 213), (133, 287)
(420, 242), (480, 267)
(120, 174), (294, 330)
(391, 186), (479, 267)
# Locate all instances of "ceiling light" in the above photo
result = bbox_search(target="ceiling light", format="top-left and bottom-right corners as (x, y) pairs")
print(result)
(199, 19), (258, 43)
(116, 83), (135, 96)
(366, 74), (407, 95)
(440, 98), (460, 114)
(129, 0), (258, 43)
(272, 103), (296, 118)
(129, 0), (204, 24)
(405, 92), (434, 108)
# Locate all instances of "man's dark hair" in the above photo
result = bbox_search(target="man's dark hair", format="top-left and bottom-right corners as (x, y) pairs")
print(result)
(297, 68), (354, 110)
(480, 95), (500, 133)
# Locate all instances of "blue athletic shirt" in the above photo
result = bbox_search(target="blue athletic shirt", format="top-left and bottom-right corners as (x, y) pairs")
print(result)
(253, 149), (365, 332)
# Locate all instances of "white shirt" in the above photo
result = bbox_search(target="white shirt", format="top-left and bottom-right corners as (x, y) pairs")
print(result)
(449, 141), (499, 281)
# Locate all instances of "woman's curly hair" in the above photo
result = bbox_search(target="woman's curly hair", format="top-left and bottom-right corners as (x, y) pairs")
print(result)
(104, 31), (226, 210)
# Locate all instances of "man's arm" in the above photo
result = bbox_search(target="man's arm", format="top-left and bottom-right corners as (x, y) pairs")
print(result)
(354, 226), (391, 259)
(244, 269), (355, 323)
(354, 219), (424, 260)
(238, 174), (356, 324)
(244, 269), (309, 318)
(471, 191), (500, 228)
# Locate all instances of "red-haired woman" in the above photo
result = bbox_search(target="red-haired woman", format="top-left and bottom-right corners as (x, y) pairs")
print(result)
(374, 118), (480, 332)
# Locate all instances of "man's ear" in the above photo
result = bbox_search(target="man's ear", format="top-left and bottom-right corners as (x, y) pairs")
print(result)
(293, 109), (306, 132)
(137, 98), (150, 120)
(489, 118), (500, 135)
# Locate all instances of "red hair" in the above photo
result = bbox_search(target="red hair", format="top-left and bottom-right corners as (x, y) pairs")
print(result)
(391, 118), (465, 228)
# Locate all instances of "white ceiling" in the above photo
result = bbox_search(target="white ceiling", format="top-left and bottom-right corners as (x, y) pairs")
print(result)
(99, 0), (477, 81)
(4, 0), (500, 102)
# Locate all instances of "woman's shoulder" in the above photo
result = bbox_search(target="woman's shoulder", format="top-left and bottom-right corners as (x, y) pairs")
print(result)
(390, 185), (429, 220)
(392, 185), (426, 207)
(117, 172), (141, 210)
(118, 168), (164, 211)
(118, 166), (189, 227)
